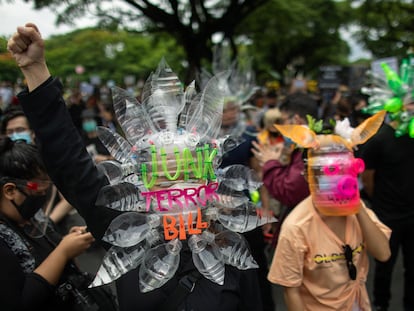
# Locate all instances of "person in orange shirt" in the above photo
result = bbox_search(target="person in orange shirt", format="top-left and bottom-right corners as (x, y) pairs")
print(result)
(267, 112), (391, 310)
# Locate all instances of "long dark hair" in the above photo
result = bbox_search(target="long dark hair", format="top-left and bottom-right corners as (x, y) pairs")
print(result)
(0, 136), (46, 183)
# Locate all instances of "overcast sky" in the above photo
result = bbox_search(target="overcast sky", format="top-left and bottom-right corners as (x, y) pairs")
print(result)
(0, 1), (95, 38)
(1, 1), (371, 61)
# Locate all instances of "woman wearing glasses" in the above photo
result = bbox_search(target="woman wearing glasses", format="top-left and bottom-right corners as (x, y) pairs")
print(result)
(267, 117), (391, 310)
(0, 137), (98, 310)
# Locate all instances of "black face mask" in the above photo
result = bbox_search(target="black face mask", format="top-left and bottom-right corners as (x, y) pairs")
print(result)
(11, 188), (49, 220)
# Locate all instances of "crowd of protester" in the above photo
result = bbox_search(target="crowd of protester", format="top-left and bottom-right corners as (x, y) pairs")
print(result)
(1, 22), (412, 311)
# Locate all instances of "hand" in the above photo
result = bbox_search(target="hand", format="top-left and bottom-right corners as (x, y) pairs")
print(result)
(94, 154), (113, 163)
(56, 230), (95, 260)
(7, 23), (50, 91)
(251, 140), (283, 166)
(7, 23), (45, 69)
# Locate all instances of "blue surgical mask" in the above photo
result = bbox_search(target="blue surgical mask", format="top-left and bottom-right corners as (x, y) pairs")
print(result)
(8, 131), (32, 144)
(82, 120), (97, 133)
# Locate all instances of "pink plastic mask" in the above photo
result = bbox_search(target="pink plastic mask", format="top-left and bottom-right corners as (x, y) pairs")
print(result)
(308, 150), (365, 216)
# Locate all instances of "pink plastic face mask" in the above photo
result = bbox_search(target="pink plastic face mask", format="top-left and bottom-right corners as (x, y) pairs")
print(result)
(308, 151), (365, 216)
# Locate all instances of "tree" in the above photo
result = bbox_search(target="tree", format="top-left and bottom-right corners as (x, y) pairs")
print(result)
(45, 28), (185, 84)
(349, 0), (414, 59)
(239, 0), (352, 83)
(23, 0), (271, 82)
(0, 36), (21, 82)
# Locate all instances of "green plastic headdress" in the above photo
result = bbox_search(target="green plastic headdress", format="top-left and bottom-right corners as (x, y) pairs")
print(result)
(361, 57), (414, 138)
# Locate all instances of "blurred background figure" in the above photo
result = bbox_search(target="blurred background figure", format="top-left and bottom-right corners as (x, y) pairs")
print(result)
(97, 99), (124, 137)
(252, 92), (319, 252)
(80, 108), (114, 164)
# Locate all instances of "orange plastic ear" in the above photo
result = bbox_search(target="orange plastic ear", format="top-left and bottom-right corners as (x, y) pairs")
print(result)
(351, 110), (386, 146)
(273, 124), (318, 148)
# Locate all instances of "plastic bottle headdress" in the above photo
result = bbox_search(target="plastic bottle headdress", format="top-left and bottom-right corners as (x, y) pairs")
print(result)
(361, 58), (414, 138)
(89, 59), (276, 291)
(274, 111), (385, 216)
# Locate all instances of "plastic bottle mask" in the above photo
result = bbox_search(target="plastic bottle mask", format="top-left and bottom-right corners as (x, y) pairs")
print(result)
(307, 145), (365, 216)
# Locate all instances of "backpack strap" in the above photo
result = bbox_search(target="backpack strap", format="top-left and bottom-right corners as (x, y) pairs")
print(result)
(160, 269), (202, 311)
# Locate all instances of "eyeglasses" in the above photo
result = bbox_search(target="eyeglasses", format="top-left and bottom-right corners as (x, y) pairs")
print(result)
(1, 177), (52, 194)
(343, 244), (357, 280)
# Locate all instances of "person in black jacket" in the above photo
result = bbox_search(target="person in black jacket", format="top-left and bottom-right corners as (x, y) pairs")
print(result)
(0, 136), (96, 311)
(7, 23), (263, 311)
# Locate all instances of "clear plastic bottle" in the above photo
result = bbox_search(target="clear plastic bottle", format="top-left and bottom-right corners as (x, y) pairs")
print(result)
(186, 71), (229, 141)
(97, 126), (134, 163)
(138, 238), (182, 293)
(214, 230), (258, 270)
(95, 182), (146, 212)
(210, 201), (277, 233)
(188, 232), (225, 285)
(215, 164), (262, 192)
(142, 59), (184, 133)
(96, 160), (139, 185)
(111, 86), (154, 145)
(102, 212), (160, 247)
(90, 229), (163, 287)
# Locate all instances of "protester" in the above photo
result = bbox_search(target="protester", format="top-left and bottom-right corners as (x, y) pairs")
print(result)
(8, 23), (263, 311)
(252, 92), (318, 249)
(267, 111), (391, 310)
(0, 135), (103, 310)
(358, 103), (414, 311)
(80, 108), (113, 163)
(255, 108), (284, 223)
(0, 107), (77, 232)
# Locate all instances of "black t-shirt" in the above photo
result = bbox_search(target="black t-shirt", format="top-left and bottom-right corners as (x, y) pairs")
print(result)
(358, 123), (414, 225)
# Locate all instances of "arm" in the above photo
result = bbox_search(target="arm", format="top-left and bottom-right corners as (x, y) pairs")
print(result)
(34, 231), (95, 285)
(252, 140), (309, 207)
(49, 194), (74, 224)
(356, 203), (391, 262)
(6, 23), (50, 91)
(262, 151), (309, 207)
(0, 233), (89, 310)
(8, 23), (121, 240)
(284, 287), (305, 311)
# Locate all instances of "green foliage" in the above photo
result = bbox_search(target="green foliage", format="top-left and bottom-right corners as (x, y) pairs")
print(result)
(8, 0), (411, 87)
(239, 0), (352, 83)
(306, 114), (336, 134)
(44, 28), (185, 85)
(350, 0), (414, 59)
(306, 114), (324, 133)
(0, 36), (21, 82)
